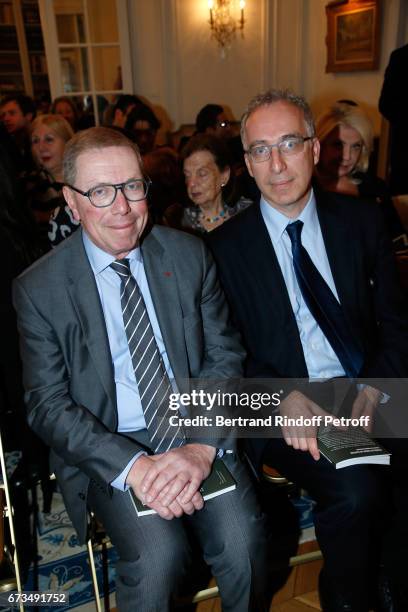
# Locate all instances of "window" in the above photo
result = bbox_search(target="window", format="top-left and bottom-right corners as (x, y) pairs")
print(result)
(39, 0), (132, 124)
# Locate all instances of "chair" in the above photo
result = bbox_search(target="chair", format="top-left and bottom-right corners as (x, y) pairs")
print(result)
(0, 429), (24, 611)
(261, 463), (323, 605)
(86, 512), (112, 612)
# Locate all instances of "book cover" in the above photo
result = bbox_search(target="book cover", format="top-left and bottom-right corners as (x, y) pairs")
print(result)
(318, 426), (391, 469)
(129, 458), (236, 517)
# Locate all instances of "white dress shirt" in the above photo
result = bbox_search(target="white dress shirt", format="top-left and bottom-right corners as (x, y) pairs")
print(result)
(260, 189), (346, 380)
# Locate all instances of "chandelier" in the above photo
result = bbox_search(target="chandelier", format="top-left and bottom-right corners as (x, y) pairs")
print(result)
(208, 0), (246, 53)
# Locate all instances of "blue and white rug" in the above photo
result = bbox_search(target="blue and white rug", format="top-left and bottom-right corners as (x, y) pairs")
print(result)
(24, 488), (118, 611)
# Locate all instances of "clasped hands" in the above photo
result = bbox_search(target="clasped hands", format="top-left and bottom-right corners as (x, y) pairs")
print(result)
(126, 443), (216, 520)
(280, 385), (381, 460)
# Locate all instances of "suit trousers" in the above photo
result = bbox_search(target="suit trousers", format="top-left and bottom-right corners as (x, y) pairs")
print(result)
(87, 451), (271, 612)
(376, 437), (408, 607)
(258, 438), (384, 590)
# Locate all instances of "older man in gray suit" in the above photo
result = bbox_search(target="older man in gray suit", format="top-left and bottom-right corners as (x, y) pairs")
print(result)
(13, 127), (270, 611)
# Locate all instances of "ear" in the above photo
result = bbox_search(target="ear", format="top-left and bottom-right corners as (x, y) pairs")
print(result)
(63, 186), (81, 222)
(221, 166), (231, 186)
(244, 153), (254, 178)
(312, 137), (320, 166)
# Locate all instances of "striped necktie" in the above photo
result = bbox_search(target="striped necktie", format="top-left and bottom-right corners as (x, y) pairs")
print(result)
(110, 258), (184, 453)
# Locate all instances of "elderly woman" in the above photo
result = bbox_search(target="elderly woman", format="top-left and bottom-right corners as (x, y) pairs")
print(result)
(315, 102), (406, 247)
(181, 133), (252, 234)
(24, 113), (79, 247)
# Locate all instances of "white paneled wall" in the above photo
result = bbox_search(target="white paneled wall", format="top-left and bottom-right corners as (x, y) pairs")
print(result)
(128, 0), (407, 135)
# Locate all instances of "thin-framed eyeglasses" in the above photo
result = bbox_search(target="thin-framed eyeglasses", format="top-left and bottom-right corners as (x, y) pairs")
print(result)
(245, 136), (314, 163)
(65, 177), (152, 208)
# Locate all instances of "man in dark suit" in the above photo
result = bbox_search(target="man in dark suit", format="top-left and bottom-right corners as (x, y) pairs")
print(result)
(208, 90), (408, 612)
(379, 43), (408, 195)
(13, 127), (270, 611)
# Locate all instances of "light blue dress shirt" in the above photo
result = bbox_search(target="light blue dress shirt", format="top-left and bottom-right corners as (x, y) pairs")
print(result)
(260, 190), (346, 380)
(83, 231), (176, 488)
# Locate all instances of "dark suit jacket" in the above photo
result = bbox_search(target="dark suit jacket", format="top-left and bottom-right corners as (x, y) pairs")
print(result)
(379, 43), (408, 194)
(13, 226), (245, 542)
(208, 190), (408, 459)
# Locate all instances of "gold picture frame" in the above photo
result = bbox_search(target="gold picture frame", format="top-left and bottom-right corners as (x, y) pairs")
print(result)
(325, 0), (381, 73)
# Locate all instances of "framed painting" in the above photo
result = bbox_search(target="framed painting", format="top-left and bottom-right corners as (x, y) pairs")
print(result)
(325, 0), (381, 72)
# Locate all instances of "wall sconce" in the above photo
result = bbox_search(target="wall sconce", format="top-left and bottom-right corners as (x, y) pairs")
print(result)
(208, 0), (245, 55)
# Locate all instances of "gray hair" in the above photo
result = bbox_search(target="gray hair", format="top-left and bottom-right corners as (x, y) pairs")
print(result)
(63, 126), (143, 185)
(240, 89), (315, 149)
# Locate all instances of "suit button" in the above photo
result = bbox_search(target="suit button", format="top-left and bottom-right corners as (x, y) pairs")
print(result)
(78, 492), (85, 500)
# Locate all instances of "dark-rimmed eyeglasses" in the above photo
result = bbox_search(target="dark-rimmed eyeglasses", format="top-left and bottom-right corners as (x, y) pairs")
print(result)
(245, 136), (314, 163)
(65, 178), (151, 208)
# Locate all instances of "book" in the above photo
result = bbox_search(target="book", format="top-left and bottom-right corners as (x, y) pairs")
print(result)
(317, 426), (391, 469)
(129, 458), (236, 516)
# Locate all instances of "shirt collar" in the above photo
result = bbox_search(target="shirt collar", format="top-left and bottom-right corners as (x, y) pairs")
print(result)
(82, 230), (142, 275)
(260, 189), (317, 243)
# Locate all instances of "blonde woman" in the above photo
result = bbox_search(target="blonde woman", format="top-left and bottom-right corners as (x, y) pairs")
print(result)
(315, 102), (406, 248)
(24, 114), (79, 247)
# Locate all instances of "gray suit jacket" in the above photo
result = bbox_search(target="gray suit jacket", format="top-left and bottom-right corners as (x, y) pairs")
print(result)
(13, 226), (244, 541)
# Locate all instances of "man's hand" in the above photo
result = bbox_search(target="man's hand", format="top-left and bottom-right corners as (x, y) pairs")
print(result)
(126, 454), (204, 520)
(279, 390), (334, 460)
(141, 444), (216, 506)
(351, 385), (381, 432)
(125, 444), (216, 518)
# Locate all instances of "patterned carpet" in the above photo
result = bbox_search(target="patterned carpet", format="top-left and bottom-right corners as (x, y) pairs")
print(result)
(24, 487), (118, 611)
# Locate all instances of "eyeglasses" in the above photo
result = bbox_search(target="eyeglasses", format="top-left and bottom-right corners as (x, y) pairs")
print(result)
(245, 136), (314, 163)
(66, 178), (151, 208)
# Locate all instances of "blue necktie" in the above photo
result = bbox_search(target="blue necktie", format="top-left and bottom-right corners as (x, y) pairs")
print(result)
(286, 220), (363, 378)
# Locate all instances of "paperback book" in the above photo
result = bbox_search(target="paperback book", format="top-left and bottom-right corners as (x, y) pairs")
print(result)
(318, 426), (391, 469)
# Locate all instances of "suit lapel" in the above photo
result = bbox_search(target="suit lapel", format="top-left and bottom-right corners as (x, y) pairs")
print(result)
(65, 232), (117, 409)
(141, 229), (189, 381)
(316, 193), (356, 314)
(242, 206), (291, 307)
(242, 206), (308, 372)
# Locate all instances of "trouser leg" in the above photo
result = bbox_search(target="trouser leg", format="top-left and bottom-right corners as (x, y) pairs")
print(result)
(87, 480), (192, 612)
(188, 453), (272, 612)
(377, 438), (408, 610)
(261, 438), (383, 608)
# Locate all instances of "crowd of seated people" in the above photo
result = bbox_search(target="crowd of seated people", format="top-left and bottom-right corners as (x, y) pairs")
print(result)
(1, 85), (408, 612)
(0, 93), (256, 242)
